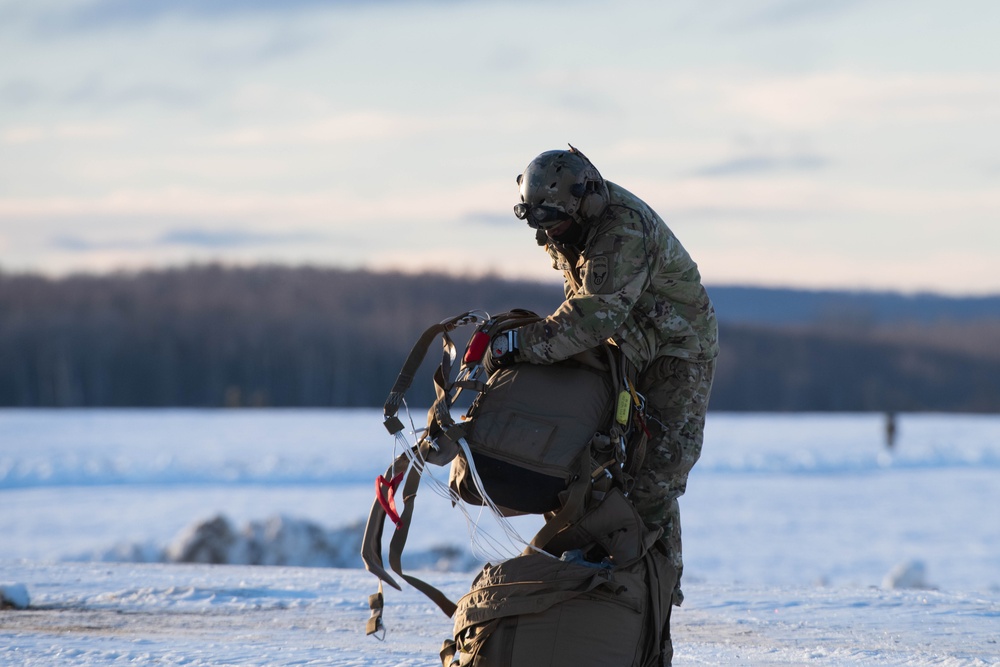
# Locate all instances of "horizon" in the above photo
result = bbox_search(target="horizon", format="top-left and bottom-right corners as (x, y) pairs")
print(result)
(2, 1), (999, 295)
(4, 260), (1000, 300)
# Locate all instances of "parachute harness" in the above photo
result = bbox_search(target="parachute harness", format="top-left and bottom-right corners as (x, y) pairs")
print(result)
(361, 309), (645, 634)
(383, 336), (538, 563)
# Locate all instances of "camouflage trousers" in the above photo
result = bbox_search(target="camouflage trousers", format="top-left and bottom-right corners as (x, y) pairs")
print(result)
(629, 355), (715, 606)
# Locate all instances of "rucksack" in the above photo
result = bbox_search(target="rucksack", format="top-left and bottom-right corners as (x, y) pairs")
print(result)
(360, 309), (664, 662)
(443, 534), (677, 667)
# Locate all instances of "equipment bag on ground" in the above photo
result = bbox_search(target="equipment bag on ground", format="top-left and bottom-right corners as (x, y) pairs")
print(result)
(441, 539), (677, 667)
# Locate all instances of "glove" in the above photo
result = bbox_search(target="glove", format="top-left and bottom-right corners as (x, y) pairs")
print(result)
(569, 347), (609, 372)
(483, 329), (521, 375)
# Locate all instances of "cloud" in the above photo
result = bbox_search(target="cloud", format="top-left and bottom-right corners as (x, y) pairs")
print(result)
(692, 153), (830, 178)
(159, 229), (327, 248)
(210, 112), (432, 147)
(53, 0), (446, 28)
(51, 228), (327, 252)
(735, 0), (871, 27)
(0, 183), (507, 228)
(462, 211), (514, 227)
(2, 122), (128, 144)
(0, 80), (41, 106)
(714, 72), (1000, 128)
(0, 78), (204, 114)
(198, 30), (320, 67)
(62, 77), (205, 110)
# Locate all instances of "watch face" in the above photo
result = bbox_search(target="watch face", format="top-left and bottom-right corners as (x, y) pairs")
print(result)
(492, 336), (509, 357)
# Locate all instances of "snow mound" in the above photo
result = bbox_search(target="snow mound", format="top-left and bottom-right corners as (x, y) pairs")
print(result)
(882, 560), (935, 590)
(0, 582), (30, 609)
(166, 514), (364, 568)
(74, 514), (481, 573)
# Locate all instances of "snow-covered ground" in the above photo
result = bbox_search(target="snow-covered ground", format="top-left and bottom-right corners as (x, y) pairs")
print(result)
(2, 409), (999, 665)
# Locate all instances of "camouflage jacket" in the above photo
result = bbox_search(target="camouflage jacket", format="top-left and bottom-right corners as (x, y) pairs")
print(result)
(518, 182), (719, 370)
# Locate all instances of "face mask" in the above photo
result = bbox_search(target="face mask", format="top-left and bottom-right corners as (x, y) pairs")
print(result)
(548, 220), (585, 246)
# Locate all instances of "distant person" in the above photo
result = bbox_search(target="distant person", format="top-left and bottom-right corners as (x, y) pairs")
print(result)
(885, 411), (898, 450)
(484, 145), (719, 659)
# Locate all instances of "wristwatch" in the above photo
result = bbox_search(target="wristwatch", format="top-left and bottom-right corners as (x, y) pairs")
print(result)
(491, 333), (512, 358)
(490, 329), (520, 365)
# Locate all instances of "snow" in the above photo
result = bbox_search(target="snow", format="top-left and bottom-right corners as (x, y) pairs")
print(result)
(0, 582), (30, 609)
(2, 409), (999, 665)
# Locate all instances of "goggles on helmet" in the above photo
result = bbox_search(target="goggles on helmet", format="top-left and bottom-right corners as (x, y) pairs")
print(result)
(513, 203), (571, 230)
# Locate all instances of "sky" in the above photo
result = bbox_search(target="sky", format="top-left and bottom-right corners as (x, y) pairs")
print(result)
(1, 0), (998, 295)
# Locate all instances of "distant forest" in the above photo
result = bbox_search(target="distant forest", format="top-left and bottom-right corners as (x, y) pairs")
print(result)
(2, 265), (999, 412)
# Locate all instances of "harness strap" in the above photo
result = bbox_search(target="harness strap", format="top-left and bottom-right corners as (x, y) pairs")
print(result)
(362, 443), (460, 620)
(365, 581), (386, 638)
(361, 451), (413, 592)
(383, 311), (484, 422)
(368, 308), (606, 626)
(522, 453), (592, 555)
(387, 456), (459, 618)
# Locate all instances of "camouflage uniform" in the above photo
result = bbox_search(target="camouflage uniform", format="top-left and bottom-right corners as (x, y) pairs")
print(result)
(517, 181), (719, 604)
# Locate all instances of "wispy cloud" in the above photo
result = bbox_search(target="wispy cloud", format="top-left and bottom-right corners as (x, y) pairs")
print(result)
(51, 228), (327, 251)
(463, 211), (513, 227)
(198, 30), (320, 67)
(63, 77), (205, 110)
(714, 72), (1000, 128)
(159, 229), (326, 248)
(2, 122), (128, 144)
(692, 153), (830, 178)
(735, 0), (871, 27)
(209, 112), (431, 147)
(0, 77), (205, 113)
(52, 0), (443, 29)
(0, 80), (41, 106)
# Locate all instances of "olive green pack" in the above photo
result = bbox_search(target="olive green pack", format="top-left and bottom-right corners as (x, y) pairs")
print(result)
(360, 310), (668, 666)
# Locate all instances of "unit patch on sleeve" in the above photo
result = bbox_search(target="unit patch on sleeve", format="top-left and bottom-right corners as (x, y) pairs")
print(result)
(584, 255), (613, 293)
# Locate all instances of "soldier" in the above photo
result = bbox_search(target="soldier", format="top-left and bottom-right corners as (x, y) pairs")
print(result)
(485, 146), (719, 633)
(885, 411), (898, 450)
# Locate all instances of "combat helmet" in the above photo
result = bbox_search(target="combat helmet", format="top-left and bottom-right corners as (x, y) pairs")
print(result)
(514, 145), (609, 229)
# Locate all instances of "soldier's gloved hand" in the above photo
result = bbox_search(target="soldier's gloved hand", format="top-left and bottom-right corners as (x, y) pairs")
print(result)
(570, 346), (609, 372)
(483, 329), (521, 375)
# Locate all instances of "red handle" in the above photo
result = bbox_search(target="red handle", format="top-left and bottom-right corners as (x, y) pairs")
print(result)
(463, 331), (491, 364)
(375, 471), (405, 529)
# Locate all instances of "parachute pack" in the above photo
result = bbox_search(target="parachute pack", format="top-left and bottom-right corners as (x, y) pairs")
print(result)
(361, 310), (676, 666)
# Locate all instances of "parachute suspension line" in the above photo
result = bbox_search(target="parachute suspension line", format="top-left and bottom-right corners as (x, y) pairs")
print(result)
(455, 437), (553, 561)
(383, 314), (551, 564)
(414, 452), (519, 564)
(389, 400), (526, 563)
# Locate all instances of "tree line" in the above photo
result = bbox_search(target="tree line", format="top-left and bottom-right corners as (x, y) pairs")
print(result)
(1, 265), (998, 412)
